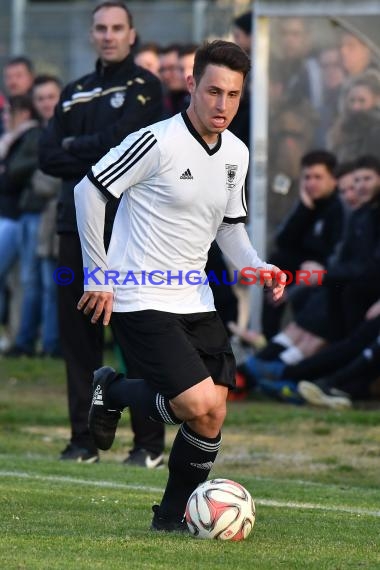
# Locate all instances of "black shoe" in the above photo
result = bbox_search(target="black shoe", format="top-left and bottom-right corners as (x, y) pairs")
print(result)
(150, 505), (188, 533)
(4, 346), (35, 358)
(89, 366), (122, 451)
(60, 443), (99, 463)
(123, 448), (164, 469)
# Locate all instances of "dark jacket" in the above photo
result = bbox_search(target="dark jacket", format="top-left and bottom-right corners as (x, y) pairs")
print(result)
(39, 54), (163, 233)
(0, 124), (40, 220)
(325, 196), (380, 284)
(275, 190), (343, 266)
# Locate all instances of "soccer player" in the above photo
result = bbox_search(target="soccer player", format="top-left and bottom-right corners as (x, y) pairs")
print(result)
(74, 40), (285, 531)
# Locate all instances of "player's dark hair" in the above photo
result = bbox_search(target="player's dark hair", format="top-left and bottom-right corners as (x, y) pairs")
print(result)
(301, 150), (337, 176)
(8, 94), (39, 121)
(92, 1), (133, 28)
(193, 40), (250, 83)
(355, 155), (380, 175)
(5, 56), (34, 73)
(33, 74), (62, 90)
(335, 161), (356, 179)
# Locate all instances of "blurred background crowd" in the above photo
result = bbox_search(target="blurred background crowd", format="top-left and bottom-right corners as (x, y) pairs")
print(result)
(1, 0), (380, 432)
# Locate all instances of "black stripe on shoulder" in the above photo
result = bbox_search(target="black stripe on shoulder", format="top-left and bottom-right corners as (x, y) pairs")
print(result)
(96, 131), (154, 182)
(87, 170), (114, 202)
(223, 216), (247, 224)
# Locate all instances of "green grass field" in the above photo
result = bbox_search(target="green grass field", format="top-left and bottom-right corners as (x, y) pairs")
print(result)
(1, 355), (380, 569)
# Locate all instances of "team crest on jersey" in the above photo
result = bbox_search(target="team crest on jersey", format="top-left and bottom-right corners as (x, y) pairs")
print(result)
(110, 92), (125, 108)
(225, 164), (238, 190)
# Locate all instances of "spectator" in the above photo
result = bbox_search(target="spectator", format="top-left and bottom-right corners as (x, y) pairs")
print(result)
(339, 32), (374, 78)
(314, 46), (346, 146)
(274, 18), (323, 111)
(40, 0), (164, 465)
(6, 76), (63, 357)
(134, 42), (160, 77)
(159, 44), (188, 116)
(262, 150), (343, 339)
(0, 96), (40, 345)
(3, 56), (35, 97)
(328, 71), (380, 162)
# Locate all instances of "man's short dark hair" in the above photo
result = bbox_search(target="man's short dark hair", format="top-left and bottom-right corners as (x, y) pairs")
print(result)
(33, 74), (62, 90)
(5, 56), (34, 73)
(193, 40), (250, 83)
(335, 161), (357, 179)
(301, 150), (337, 176)
(179, 44), (199, 58)
(355, 155), (380, 175)
(8, 94), (39, 121)
(233, 11), (252, 36)
(92, 1), (133, 28)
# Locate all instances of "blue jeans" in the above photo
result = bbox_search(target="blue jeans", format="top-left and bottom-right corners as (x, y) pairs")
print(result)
(0, 217), (20, 321)
(41, 257), (60, 354)
(15, 213), (42, 352)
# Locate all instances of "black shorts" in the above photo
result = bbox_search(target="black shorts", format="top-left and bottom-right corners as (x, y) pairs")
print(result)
(111, 310), (236, 399)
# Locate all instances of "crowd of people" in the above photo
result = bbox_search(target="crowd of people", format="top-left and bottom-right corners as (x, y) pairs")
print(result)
(0, 2), (379, 485)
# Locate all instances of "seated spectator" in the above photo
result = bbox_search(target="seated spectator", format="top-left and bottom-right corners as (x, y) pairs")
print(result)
(262, 150), (343, 338)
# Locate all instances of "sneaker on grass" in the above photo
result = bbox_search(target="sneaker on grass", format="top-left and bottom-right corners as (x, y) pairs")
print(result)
(60, 443), (99, 463)
(150, 505), (188, 533)
(298, 380), (352, 410)
(123, 448), (164, 469)
(89, 366), (122, 450)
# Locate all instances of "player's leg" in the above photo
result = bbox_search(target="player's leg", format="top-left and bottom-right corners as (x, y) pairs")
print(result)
(153, 381), (226, 529)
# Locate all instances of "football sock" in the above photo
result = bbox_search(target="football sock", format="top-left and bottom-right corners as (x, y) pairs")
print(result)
(159, 423), (222, 520)
(107, 376), (181, 425)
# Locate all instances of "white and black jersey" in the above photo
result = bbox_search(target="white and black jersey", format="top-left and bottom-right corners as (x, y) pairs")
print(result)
(75, 112), (272, 313)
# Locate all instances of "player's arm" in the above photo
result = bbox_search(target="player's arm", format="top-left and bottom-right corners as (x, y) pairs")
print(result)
(215, 222), (285, 301)
(74, 176), (113, 325)
(74, 128), (161, 324)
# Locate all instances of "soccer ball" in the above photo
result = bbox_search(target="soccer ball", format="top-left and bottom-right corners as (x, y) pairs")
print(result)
(185, 478), (256, 541)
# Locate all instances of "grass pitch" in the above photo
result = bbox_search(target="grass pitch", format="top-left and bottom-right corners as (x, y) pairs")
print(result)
(1, 355), (380, 569)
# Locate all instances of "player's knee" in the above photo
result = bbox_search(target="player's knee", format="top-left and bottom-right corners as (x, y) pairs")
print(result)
(185, 390), (218, 419)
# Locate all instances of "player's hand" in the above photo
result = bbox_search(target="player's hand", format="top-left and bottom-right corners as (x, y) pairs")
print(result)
(262, 265), (286, 302)
(77, 291), (114, 326)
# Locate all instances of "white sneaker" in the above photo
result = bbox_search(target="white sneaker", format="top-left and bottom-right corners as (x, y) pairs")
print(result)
(298, 381), (352, 410)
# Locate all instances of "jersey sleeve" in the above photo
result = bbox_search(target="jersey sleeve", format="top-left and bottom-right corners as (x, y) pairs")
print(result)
(87, 129), (160, 199)
(223, 146), (249, 224)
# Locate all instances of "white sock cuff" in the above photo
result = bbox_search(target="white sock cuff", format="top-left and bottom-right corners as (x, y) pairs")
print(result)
(272, 332), (293, 348)
(280, 345), (304, 365)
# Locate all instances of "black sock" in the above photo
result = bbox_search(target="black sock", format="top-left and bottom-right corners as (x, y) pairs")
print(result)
(107, 376), (181, 425)
(159, 423), (222, 521)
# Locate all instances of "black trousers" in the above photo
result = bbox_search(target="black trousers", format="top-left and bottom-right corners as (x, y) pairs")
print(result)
(58, 233), (164, 455)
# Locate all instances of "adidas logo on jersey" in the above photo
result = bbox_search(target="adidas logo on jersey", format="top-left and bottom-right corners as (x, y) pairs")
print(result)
(180, 168), (193, 180)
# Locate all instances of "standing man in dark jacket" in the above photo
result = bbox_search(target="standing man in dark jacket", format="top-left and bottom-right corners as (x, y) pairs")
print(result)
(40, 1), (164, 464)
